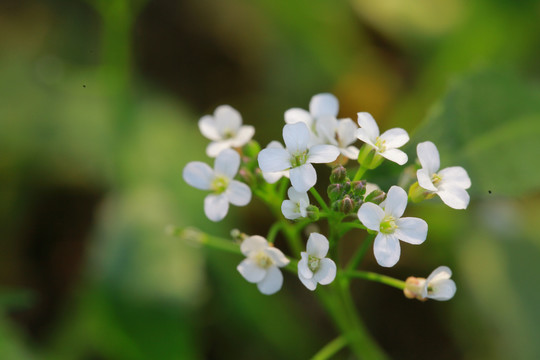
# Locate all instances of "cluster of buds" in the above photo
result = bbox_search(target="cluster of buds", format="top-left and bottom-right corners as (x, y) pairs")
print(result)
(327, 165), (385, 214)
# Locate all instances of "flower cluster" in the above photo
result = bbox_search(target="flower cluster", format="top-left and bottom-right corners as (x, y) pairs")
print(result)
(182, 93), (469, 299)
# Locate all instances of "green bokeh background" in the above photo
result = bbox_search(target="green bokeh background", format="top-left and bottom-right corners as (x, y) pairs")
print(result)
(1, 0), (539, 359)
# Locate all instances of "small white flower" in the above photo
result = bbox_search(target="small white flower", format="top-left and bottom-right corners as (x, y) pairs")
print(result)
(357, 186), (427, 267)
(183, 149), (251, 222)
(281, 187), (309, 220)
(316, 116), (360, 160)
(404, 266), (457, 301)
(258, 122), (339, 192)
(261, 141), (290, 184)
(298, 233), (336, 290)
(237, 236), (290, 295)
(416, 141), (471, 210)
(198, 105), (255, 157)
(355, 112), (409, 165)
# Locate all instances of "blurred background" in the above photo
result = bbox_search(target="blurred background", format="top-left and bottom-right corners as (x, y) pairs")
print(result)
(1, 0), (540, 359)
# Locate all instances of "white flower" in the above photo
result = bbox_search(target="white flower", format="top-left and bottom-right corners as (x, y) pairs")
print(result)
(365, 182), (380, 196)
(281, 187), (309, 220)
(416, 141), (471, 210)
(298, 233), (336, 290)
(198, 105), (255, 157)
(237, 235), (290, 295)
(357, 186), (427, 267)
(316, 116), (360, 160)
(258, 122), (339, 192)
(183, 149), (251, 222)
(404, 266), (457, 301)
(355, 112), (409, 165)
(261, 141), (290, 184)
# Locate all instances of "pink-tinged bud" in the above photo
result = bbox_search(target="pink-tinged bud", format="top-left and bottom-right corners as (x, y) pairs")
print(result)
(365, 189), (386, 205)
(403, 276), (427, 301)
(330, 165), (348, 184)
(351, 180), (366, 197)
(327, 184), (342, 202)
(340, 195), (355, 214)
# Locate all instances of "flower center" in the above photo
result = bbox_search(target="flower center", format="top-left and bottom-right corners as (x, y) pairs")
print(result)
(431, 173), (442, 186)
(374, 137), (386, 152)
(290, 151), (309, 168)
(223, 129), (235, 139)
(379, 215), (397, 234)
(211, 175), (229, 194)
(308, 255), (320, 272)
(254, 251), (273, 269)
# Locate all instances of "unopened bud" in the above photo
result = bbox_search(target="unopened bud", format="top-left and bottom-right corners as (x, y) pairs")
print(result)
(353, 196), (363, 212)
(331, 200), (341, 212)
(357, 144), (384, 170)
(306, 205), (320, 221)
(404, 276), (427, 301)
(365, 189), (386, 205)
(243, 140), (261, 158)
(238, 168), (255, 185)
(343, 181), (351, 193)
(408, 182), (436, 203)
(327, 184), (342, 202)
(330, 165), (348, 184)
(340, 195), (355, 214)
(351, 180), (366, 197)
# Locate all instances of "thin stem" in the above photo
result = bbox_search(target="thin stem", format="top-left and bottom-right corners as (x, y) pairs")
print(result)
(310, 187), (329, 212)
(345, 270), (406, 290)
(346, 233), (375, 272)
(353, 165), (368, 181)
(338, 221), (366, 237)
(168, 227), (241, 255)
(311, 336), (347, 360)
(266, 222), (283, 243)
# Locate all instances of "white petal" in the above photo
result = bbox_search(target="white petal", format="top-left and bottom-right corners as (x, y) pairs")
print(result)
(384, 186), (408, 218)
(437, 186), (470, 210)
(417, 141), (440, 175)
(267, 140), (285, 150)
(281, 200), (301, 220)
(263, 170), (287, 184)
(214, 105), (242, 134)
(426, 266), (452, 284)
(380, 148), (408, 165)
(257, 266), (283, 295)
(258, 148), (291, 172)
(299, 199), (309, 217)
(264, 247), (290, 267)
(357, 203), (385, 231)
(240, 235), (268, 256)
(230, 125), (255, 147)
(340, 146), (360, 160)
(429, 279), (456, 301)
(214, 148), (240, 178)
(198, 115), (221, 141)
(183, 162), (213, 190)
(308, 144), (340, 164)
(379, 128), (409, 149)
(315, 116), (338, 145)
(206, 141), (233, 158)
(313, 258), (337, 285)
(417, 169), (437, 192)
(307, 233), (329, 258)
(288, 187), (309, 204)
(336, 118), (358, 146)
(284, 108), (313, 125)
(310, 93), (339, 118)
(226, 180), (251, 206)
(356, 112), (380, 139)
(373, 233), (401, 268)
(395, 217), (427, 245)
(237, 259), (266, 283)
(298, 253), (313, 279)
(283, 122), (310, 153)
(355, 128), (377, 147)
(204, 194), (229, 221)
(439, 166), (471, 189)
(298, 271), (317, 291)
(289, 163), (316, 192)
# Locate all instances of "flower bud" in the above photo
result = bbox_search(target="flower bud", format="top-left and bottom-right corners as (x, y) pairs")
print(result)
(327, 184), (342, 202)
(340, 195), (355, 214)
(350, 180), (366, 197)
(357, 144), (384, 170)
(408, 182), (436, 203)
(306, 205), (320, 221)
(342, 181), (351, 194)
(365, 189), (386, 205)
(243, 140), (261, 158)
(330, 165), (348, 184)
(238, 168), (255, 186)
(331, 200), (341, 212)
(403, 276), (427, 301)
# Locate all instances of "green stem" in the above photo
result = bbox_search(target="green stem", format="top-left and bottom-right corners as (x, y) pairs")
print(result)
(345, 270), (406, 290)
(346, 233), (375, 272)
(310, 187), (329, 212)
(311, 336), (347, 360)
(353, 165), (368, 181)
(337, 221), (366, 237)
(266, 222), (283, 243)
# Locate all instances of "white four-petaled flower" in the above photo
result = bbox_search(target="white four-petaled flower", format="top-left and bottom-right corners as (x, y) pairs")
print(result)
(281, 187), (310, 220)
(198, 105), (255, 157)
(404, 266), (457, 301)
(183, 149), (251, 222)
(237, 235), (290, 295)
(316, 116), (360, 160)
(261, 141), (290, 184)
(416, 141), (471, 210)
(357, 186), (427, 267)
(355, 112), (409, 165)
(258, 122), (339, 192)
(297, 233), (336, 290)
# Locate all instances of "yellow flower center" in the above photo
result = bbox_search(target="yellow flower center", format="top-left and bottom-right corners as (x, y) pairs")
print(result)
(211, 175), (229, 194)
(380, 215), (397, 234)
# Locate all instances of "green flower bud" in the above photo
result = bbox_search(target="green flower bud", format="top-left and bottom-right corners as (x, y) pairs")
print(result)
(306, 205), (320, 221)
(331, 200), (341, 212)
(243, 140), (261, 158)
(358, 144), (384, 170)
(327, 184), (342, 202)
(365, 189), (386, 205)
(340, 195), (355, 214)
(330, 165), (348, 184)
(408, 182), (436, 203)
(343, 181), (351, 194)
(350, 180), (366, 197)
